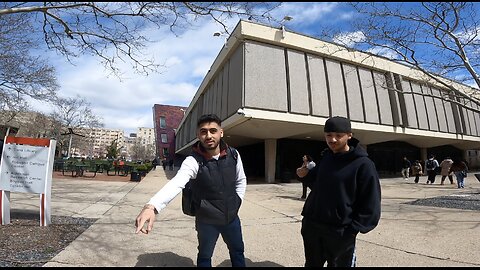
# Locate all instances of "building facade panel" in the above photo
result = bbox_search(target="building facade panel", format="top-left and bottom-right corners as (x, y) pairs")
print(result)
(228, 45), (244, 116)
(410, 82), (429, 130)
(467, 107), (477, 136)
(188, 109), (196, 142)
(208, 84), (215, 114)
(400, 80), (418, 128)
(202, 91), (208, 116)
(432, 87), (448, 132)
(462, 103), (473, 135)
(244, 42), (288, 112)
(422, 85), (439, 131)
(307, 55), (330, 117)
(443, 97), (457, 133)
(373, 71), (393, 125)
(451, 96), (465, 134)
(469, 101), (479, 136)
(211, 77), (218, 115)
(343, 64), (364, 122)
(474, 102), (480, 136)
(220, 65), (229, 119)
(358, 68), (380, 123)
(325, 59), (348, 117)
(287, 49), (310, 115)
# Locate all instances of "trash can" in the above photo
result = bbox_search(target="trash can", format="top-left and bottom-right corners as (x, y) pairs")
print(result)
(130, 171), (141, 181)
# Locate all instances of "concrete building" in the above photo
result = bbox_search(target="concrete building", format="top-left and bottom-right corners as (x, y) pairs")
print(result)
(74, 127), (124, 158)
(136, 127), (155, 148)
(174, 20), (480, 183)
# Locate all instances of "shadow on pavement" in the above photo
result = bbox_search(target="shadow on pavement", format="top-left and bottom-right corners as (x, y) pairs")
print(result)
(135, 253), (284, 267)
(136, 252), (194, 267)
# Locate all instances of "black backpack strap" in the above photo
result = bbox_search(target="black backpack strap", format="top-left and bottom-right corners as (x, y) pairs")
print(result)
(190, 151), (205, 167)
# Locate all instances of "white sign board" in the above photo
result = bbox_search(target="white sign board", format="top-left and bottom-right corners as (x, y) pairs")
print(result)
(0, 136), (56, 226)
(0, 144), (49, 193)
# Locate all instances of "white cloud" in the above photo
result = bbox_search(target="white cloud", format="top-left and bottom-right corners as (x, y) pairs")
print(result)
(33, 17), (233, 134)
(333, 31), (366, 47)
(366, 46), (400, 60)
(274, 2), (339, 26)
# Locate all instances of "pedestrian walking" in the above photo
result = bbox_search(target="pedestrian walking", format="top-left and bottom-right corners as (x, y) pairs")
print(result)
(439, 157), (454, 185)
(296, 116), (381, 267)
(411, 160), (423, 184)
(298, 155), (316, 200)
(401, 156), (411, 180)
(449, 159), (468, 188)
(425, 155), (439, 184)
(135, 114), (247, 267)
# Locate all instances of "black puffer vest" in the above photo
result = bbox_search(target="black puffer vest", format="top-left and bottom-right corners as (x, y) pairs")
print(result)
(190, 141), (241, 225)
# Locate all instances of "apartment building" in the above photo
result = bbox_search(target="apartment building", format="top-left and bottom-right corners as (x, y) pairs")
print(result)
(73, 127), (124, 158)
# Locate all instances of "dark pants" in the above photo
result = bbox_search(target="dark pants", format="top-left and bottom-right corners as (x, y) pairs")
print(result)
(441, 175), (454, 184)
(427, 170), (436, 183)
(301, 218), (357, 267)
(195, 216), (245, 267)
(301, 182), (308, 199)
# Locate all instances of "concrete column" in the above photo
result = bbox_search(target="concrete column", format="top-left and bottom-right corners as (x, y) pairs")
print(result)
(420, 148), (428, 161)
(462, 150), (468, 162)
(264, 139), (277, 184)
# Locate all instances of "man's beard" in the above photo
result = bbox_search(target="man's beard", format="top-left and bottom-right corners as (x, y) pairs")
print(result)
(201, 140), (219, 150)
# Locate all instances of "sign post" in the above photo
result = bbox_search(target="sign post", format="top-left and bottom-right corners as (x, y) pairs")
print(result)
(0, 136), (56, 226)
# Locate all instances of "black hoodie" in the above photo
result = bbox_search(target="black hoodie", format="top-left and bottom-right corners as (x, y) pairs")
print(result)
(301, 138), (381, 235)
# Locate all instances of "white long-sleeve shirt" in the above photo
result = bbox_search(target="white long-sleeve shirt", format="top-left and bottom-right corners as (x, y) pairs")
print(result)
(147, 150), (247, 213)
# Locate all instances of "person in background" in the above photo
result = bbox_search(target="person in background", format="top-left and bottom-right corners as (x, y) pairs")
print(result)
(401, 156), (411, 180)
(425, 154), (439, 184)
(162, 157), (167, 170)
(449, 159), (468, 188)
(152, 156), (159, 170)
(296, 116), (381, 267)
(411, 160), (423, 184)
(439, 157), (454, 185)
(135, 114), (247, 267)
(298, 155), (316, 200)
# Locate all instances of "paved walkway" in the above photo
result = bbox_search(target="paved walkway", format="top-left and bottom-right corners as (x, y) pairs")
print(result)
(9, 168), (480, 267)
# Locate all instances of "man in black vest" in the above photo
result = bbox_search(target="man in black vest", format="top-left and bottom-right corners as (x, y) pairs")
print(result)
(135, 114), (247, 267)
(296, 116), (381, 267)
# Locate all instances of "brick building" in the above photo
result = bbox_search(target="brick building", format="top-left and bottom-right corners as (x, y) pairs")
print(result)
(152, 104), (187, 164)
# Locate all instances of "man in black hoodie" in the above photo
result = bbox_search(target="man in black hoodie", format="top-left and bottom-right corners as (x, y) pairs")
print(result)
(296, 116), (381, 267)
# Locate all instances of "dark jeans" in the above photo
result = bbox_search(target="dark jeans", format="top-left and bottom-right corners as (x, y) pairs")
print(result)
(414, 174), (420, 183)
(427, 170), (436, 183)
(301, 182), (308, 198)
(301, 218), (357, 267)
(195, 216), (245, 267)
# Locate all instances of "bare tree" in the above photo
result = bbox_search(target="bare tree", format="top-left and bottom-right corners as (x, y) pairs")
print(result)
(329, 2), (480, 97)
(0, 9), (58, 117)
(49, 95), (104, 157)
(0, 2), (281, 77)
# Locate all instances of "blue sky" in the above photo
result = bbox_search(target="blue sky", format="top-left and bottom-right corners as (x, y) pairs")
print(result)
(26, 2), (477, 135)
(25, 2), (362, 135)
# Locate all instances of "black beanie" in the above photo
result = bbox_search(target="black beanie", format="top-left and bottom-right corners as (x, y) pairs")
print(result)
(324, 116), (352, 133)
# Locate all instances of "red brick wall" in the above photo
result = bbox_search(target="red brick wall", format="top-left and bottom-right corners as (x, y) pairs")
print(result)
(152, 104), (187, 160)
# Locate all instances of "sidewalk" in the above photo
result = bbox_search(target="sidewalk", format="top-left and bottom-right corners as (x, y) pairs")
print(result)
(11, 168), (479, 267)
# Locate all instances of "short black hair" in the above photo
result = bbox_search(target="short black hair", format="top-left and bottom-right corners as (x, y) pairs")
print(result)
(197, 114), (222, 128)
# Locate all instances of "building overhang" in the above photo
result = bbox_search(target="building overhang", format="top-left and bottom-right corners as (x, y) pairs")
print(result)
(224, 108), (480, 151)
